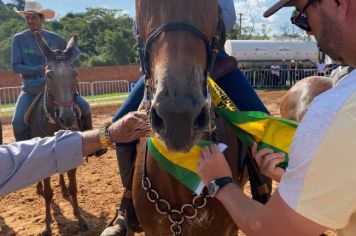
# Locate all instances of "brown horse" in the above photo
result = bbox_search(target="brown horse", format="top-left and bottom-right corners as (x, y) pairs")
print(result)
(280, 76), (332, 121)
(29, 33), (88, 236)
(129, 1), (269, 235)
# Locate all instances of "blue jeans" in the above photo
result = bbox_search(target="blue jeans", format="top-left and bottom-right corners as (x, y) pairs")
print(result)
(12, 90), (91, 133)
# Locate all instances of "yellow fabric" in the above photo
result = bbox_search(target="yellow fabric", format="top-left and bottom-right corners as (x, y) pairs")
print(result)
(151, 137), (202, 173)
(208, 77), (237, 111)
(208, 76), (296, 154)
(236, 119), (296, 153)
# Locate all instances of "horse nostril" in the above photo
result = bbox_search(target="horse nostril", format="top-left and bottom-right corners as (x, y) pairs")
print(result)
(194, 106), (209, 130)
(151, 108), (165, 133)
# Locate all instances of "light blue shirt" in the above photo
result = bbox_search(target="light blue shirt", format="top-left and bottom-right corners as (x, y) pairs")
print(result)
(11, 29), (67, 88)
(219, 0), (237, 33)
(0, 130), (83, 196)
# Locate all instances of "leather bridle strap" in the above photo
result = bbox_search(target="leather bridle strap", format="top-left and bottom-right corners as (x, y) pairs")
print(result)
(136, 22), (221, 102)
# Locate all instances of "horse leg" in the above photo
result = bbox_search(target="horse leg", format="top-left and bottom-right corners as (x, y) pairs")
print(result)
(67, 169), (89, 231)
(41, 178), (53, 236)
(36, 181), (43, 196)
(59, 174), (70, 199)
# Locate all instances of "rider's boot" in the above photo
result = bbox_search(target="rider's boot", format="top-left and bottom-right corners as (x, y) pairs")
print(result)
(13, 129), (31, 141)
(82, 113), (93, 131)
(101, 144), (142, 236)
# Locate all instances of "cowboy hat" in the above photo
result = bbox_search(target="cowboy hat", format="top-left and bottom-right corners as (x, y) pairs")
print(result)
(263, 0), (295, 18)
(14, 1), (55, 20)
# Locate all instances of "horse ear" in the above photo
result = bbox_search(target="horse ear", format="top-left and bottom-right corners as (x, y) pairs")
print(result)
(35, 31), (55, 62)
(65, 35), (80, 62)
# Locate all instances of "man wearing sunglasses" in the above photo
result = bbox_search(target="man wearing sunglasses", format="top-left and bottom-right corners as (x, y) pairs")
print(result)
(197, 0), (356, 235)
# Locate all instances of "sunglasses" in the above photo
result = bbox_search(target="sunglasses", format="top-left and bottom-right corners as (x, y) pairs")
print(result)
(291, 0), (318, 32)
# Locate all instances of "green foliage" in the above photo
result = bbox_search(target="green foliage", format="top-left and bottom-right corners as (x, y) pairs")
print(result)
(0, 7), (136, 70)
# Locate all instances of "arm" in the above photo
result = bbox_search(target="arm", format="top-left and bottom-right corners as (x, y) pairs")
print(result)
(11, 35), (44, 76)
(216, 184), (327, 236)
(0, 131), (83, 196)
(83, 110), (150, 155)
(197, 145), (328, 235)
(0, 111), (150, 197)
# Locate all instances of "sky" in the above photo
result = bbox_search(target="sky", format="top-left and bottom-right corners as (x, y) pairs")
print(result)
(4, 0), (298, 35)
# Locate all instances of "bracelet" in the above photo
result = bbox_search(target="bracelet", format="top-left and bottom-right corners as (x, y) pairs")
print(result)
(98, 122), (113, 148)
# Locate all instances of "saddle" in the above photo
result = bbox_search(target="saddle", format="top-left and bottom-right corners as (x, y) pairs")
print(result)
(211, 55), (238, 80)
(24, 92), (43, 127)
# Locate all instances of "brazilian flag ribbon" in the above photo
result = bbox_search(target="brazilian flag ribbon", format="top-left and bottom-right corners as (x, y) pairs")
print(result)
(147, 77), (298, 194)
(147, 137), (227, 195)
(208, 77), (298, 169)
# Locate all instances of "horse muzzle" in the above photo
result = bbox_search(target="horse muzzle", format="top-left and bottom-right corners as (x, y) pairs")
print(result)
(150, 96), (210, 152)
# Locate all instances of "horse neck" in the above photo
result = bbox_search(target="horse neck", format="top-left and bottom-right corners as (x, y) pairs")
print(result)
(30, 93), (56, 137)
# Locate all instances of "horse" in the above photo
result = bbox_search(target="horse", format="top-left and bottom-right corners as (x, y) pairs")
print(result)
(128, 0), (270, 235)
(280, 76), (333, 121)
(29, 33), (88, 236)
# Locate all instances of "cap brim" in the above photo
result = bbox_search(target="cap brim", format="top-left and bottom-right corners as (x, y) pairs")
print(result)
(14, 7), (55, 20)
(263, 0), (295, 18)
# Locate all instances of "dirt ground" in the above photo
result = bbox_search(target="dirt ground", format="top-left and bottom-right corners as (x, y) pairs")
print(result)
(0, 90), (308, 236)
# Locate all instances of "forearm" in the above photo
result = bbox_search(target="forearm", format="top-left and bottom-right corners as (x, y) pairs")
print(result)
(12, 63), (43, 76)
(216, 183), (267, 235)
(216, 184), (326, 236)
(81, 129), (103, 156)
(0, 131), (83, 196)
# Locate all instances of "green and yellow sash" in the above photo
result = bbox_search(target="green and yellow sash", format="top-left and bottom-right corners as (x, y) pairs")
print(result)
(148, 77), (298, 194)
(208, 77), (298, 169)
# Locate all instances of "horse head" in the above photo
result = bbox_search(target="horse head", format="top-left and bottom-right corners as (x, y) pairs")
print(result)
(35, 32), (80, 129)
(136, 0), (219, 152)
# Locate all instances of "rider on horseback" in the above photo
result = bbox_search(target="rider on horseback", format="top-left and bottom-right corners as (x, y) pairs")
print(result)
(101, 0), (270, 235)
(11, 1), (92, 141)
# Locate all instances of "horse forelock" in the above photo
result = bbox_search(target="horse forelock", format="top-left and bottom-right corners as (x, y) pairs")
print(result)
(136, 0), (218, 40)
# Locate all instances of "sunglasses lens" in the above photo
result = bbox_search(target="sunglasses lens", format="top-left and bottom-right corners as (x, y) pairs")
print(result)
(291, 14), (311, 31)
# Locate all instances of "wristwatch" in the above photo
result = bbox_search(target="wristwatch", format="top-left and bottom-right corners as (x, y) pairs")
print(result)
(207, 177), (233, 197)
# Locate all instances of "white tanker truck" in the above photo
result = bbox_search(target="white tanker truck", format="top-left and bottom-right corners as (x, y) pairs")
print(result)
(224, 40), (321, 69)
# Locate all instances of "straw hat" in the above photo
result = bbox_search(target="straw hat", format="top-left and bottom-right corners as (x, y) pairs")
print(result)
(14, 1), (55, 20)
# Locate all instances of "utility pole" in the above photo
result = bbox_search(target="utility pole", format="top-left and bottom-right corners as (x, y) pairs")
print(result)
(238, 13), (243, 39)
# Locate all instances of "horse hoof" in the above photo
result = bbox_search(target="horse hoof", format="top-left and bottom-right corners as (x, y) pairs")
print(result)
(41, 230), (52, 236)
(100, 222), (127, 236)
(79, 222), (89, 232)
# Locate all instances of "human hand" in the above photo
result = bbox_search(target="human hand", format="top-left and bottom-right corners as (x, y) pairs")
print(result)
(197, 144), (232, 186)
(251, 142), (286, 182)
(108, 111), (151, 143)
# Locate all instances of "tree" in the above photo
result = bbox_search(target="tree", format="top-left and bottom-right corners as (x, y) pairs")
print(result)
(11, 0), (25, 10)
(0, 7), (138, 69)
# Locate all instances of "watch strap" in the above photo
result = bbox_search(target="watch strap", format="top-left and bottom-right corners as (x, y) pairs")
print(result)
(214, 176), (233, 188)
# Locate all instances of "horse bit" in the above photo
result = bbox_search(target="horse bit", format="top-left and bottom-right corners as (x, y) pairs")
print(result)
(136, 20), (222, 236)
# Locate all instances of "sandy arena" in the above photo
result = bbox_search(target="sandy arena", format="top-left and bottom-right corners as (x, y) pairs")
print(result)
(1, 90), (333, 236)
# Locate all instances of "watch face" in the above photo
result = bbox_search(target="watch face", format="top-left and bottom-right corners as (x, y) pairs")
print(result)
(207, 182), (218, 196)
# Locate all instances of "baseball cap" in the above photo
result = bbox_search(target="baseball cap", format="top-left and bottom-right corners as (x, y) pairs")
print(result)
(263, 0), (295, 18)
